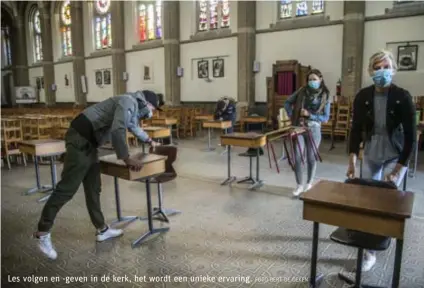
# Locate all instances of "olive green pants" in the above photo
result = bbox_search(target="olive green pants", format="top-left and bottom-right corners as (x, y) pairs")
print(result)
(37, 128), (105, 232)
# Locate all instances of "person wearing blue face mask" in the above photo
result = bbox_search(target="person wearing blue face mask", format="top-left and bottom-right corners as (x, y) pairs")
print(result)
(32, 90), (161, 260)
(284, 69), (331, 197)
(347, 49), (416, 272)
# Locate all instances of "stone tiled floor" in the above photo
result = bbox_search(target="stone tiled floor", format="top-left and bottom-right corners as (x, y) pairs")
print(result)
(1, 138), (424, 287)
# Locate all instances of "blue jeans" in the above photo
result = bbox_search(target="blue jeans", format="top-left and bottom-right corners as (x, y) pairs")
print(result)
(361, 157), (407, 188)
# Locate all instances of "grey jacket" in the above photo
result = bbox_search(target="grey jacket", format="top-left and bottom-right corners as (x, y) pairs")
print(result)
(82, 91), (150, 159)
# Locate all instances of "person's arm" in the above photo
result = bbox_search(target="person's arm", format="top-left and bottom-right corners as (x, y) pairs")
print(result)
(398, 90), (417, 166)
(128, 124), (151, 144)
(348, 93), (363, 158)
(110, 99), (133, 160)
(309, 102), (331, 123)
(284, 91), (298, 117)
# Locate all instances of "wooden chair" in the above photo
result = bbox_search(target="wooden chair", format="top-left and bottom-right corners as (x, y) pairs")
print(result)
(1, 119), (27, 169)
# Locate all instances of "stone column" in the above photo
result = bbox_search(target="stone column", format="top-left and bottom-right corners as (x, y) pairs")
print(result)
(71, 1), (87, 106)
(163, 1), (180, 105)
(11, 15), (29, 89)
(237, 1), (256, 106)
(341, 1), (365, 101)
(110, 1), (126, 95)
(39, 2), (56, 105)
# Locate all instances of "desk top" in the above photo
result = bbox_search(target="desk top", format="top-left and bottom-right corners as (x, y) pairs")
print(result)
(143, 126), (168, 131)
(240, 116), (267, 123)
(300, 180), (414, 219)
(221, 132), (264, 140)
(100, 150), (166, 167)
(19, 139), (64, 146)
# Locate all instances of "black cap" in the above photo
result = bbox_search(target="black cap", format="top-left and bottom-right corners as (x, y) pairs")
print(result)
(142, 90), (163, 111)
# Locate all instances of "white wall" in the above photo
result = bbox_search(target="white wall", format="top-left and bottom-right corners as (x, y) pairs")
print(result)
(256, 1), (343, 30)
(255, 25), (343, 102)
(54, 62), (75, 102)
(365, 1), (393, 17)
(180, 1), (238, 42)
(83, 1), (95, 57)
(126, 48), (165, 93)
(180, 37), (238, 102)
(362, 16), (424, 96)
(28, 67), (45, 103)
(85, 56), (113, 102)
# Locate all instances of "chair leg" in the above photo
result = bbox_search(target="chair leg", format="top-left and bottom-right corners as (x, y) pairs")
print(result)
(6, 155), (11, 170)
(152, 182), (181, 222)
(22, 153), (27, 166)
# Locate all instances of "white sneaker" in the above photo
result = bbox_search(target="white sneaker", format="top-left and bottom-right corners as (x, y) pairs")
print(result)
(304, 183), (313, 192)
(292, 185), (304, 197)
(96, 227), (123, 242)
(362, 251), (376, 272)
(34, 233), (57, 260)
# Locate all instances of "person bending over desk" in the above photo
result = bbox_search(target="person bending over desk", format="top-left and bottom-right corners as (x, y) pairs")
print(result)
(214, 96), (236, 134)
(33, 90), (162, 260)
(347, 49), (417, 271)
(284, 69), (331, 197)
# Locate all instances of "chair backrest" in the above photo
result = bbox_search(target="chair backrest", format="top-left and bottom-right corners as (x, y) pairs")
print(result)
(345, 178), (397, 190)
(149, 145), (177, 175)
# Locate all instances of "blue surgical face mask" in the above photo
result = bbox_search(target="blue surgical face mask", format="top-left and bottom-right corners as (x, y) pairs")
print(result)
(372, 69), (393, 87)
(138, 106), (153, 119)
(308, 80), (321, 90)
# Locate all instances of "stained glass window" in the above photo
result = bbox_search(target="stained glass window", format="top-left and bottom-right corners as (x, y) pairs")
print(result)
(94, 0), (111, 50)
(61, 0), (72, 57)
(1, 27), (12, 66)
(280, 0), (293, 18)
(312, 0), (324, 14)
(198, 0), (231, 31)
(138, 1), (162, 42)
(32, 8), (43, 62)
(296, 0), (308, 16)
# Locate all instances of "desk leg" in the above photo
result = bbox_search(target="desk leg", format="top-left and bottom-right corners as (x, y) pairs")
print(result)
(37, 157), (57, 203)
(132, 179), (170, 248)
(248, 148), (264, 190)
(278, 138), (287, 163)
(221, 145), (236, 185)
(309, 222), (324, 288)
(203, 128), (216, 151)
(220, 129), (228, 155)
(237, 156), (255, 184)
(392, 239), (404, 288)
(111, 177), (138, 226)
(169, 125), (178, 146)
(26, 156), (52, 195)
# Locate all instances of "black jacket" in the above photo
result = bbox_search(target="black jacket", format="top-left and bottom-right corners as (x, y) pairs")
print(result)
(349, 84), (416, 166)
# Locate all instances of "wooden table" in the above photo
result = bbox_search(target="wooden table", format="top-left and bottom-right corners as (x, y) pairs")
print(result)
(99, 149), (168, 247)
(143, 126), (172, 147)
(220, 132), (266, 189)
(240, 116), (267, 132)
(19, 139), (66, 202)
(195, 114), (214, 121)
(202, 120), (232, 151)
(150, 118), (178, 145)
(300, 180), (414, 288)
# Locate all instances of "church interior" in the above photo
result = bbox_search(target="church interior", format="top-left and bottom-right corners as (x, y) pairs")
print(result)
(1, 1), (424, 287)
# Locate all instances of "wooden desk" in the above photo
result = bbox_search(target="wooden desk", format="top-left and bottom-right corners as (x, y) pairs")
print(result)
(240, 116), (267, 132)
(202, 120), (232, 151)
(300, 180), (414, 288)
(195, 115), (214, 121)
(150, 118), (178, 145)
(19, 139), (66, 202)
(144, 126), (171, 140)
(220, 132), (266, 189)
(99, 149), (168, 247)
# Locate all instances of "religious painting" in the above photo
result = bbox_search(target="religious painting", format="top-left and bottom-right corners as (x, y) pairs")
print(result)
(64, 74), (70, 87)
(36, 77), (41, 90)
(103, 69), (111, 85)
(40, 77), (44, 89)
(197, 60), (209, 79)
(142, 64), (153, 83)
(212, 59), (224, 78)
(397, 45), (418, 71)
(95, 70), (103, 85)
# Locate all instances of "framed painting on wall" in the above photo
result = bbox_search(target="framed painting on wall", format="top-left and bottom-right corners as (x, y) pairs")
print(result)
(397, 45), (418, 71)
(95, 70), (103, 85)
(103, 69), (111, 85)
(197, 60), (209, 79)
(142, 64), (154, 83)
(212, 58), (224, 78)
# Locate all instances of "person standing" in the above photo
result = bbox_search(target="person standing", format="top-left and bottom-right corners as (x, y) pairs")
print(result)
(33, 90), (162, 260)
(284, 69), (330, 196)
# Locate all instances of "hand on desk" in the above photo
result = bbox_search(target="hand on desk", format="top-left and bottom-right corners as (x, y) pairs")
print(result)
(124, 158), (144, 171)
(149, 140), (160, 148)
(385, 163), (404, 184)
(346, 154), (357, 179)
(301, 109), (310, 117)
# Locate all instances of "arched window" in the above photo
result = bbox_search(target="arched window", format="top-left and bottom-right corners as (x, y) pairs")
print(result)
(138, 1), (162, 42)
(61, 0), (72, 56)
(279, 0), (324, 19)
(31, 7), (43, 62)
(94, 0), (112, 50)
(1, 26), (12, 66)
(198, 0), (230, 32)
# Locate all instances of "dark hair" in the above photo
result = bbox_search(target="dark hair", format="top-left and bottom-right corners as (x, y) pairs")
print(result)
(307, 68), (330, 96)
